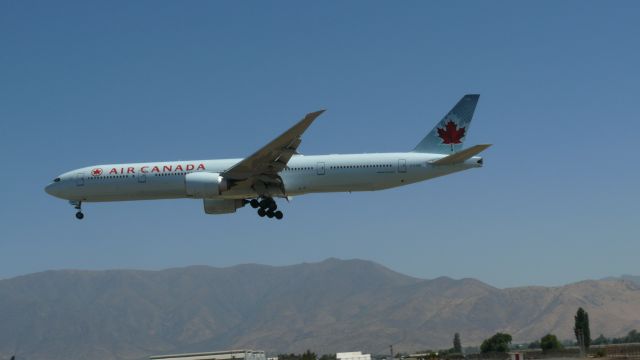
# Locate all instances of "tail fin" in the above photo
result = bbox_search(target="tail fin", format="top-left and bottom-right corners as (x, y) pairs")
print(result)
(412, 94), (480, 154)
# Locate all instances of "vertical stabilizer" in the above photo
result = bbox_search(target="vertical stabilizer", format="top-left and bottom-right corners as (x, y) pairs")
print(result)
(412, 94), (480, 154)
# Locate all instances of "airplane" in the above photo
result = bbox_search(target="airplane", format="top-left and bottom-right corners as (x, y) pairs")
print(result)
(45, 94), (490, 220)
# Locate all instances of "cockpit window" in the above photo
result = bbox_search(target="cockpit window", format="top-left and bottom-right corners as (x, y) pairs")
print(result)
(53, 178), (61, 182)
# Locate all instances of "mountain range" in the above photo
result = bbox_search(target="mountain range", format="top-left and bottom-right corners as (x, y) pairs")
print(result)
(1, 259), (639, 360)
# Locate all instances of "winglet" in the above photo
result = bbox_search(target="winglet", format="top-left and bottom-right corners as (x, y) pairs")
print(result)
(299, 109), (325, 127)
(431, 144), (491, 165)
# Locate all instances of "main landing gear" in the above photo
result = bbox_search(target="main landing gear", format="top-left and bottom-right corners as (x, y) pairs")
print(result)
(249, 197), (283, 220)
(70, 200), (84, 220)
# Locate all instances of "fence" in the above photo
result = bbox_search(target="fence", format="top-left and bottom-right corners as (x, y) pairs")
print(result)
(461, 344), (640, 360)
(602, 343), (640, 359)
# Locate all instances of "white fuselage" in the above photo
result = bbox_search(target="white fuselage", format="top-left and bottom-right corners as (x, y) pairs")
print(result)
(45, 152), (482, 202)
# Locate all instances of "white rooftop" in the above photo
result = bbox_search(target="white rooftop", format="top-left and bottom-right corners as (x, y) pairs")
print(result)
(150, 350), (265, 360)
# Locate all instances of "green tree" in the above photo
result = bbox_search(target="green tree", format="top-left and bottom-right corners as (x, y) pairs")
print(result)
(453, 333), (462, 353)
(574, 307), (592, 350)
(540, 334), (563, 351)
(480, 332), (512, 353)
(319, 354), (336, 360)
(278, 354), (301, 360)
(625, 330), (640, 343)
(592, 334), (609, 345)
(302, 350), (317, 360)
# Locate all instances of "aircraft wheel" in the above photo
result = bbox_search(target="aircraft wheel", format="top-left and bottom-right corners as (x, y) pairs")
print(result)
(75, 212), (84, 220)
(274, 211), (283, 220)
(250, 199), (259, 208)
(268, 202), (277, 211)
(257, 208), (266, 217)
(259, 199), (269, 209)
(266, 211), (275, 218)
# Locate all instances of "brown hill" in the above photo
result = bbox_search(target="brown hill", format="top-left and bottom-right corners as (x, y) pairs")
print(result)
(0, 259), (639, 360)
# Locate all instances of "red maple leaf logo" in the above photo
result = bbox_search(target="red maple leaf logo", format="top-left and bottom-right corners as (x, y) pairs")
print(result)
(437, 120), (466, 145)
(91, 168), (103, 176)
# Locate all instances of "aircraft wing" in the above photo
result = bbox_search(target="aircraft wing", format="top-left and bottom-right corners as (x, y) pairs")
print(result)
(222, 110), (325, 190)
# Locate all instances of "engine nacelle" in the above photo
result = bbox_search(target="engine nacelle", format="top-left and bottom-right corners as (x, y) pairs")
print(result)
(203, 199), (245, 214)
(185, 172), (230, 198)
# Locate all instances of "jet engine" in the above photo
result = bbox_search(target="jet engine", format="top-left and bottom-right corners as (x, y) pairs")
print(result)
(202, 199), (245, 214)
(185, 172), (230, 198)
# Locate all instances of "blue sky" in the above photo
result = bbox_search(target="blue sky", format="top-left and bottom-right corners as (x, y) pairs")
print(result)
(1, 1), (638, 287)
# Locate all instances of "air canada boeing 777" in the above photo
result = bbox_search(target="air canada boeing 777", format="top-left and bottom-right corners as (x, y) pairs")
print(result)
(45, 94), (491, 220)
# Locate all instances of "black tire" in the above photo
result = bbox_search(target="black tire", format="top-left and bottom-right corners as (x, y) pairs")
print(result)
(257, 208), (266, 217)
(268, 202), (277, 211)
(266, 211), (274, 218)
(75, 212), (84, 220)
(274, 211), (283, 220)
(250, 199), (260, 208)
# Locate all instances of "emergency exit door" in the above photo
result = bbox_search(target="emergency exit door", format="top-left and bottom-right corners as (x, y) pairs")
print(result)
(398, 159), (407, 173)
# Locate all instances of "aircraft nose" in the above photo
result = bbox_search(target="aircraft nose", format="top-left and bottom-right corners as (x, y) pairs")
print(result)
(45, 183), (61, 197)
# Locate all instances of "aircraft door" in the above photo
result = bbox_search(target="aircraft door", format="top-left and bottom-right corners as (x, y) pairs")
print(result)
(137, 173), (147, 183)
(398, 159), (407, 173)
(75, 173), (85, 186)
(316, 162), (325, 175)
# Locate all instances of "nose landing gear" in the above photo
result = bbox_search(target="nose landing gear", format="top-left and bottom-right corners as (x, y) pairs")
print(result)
(70, 201), (84, 220)
(251, 197), (283, 220)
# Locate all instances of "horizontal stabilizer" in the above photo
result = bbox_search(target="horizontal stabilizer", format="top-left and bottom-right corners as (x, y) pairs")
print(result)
(431, 144), (492, 165)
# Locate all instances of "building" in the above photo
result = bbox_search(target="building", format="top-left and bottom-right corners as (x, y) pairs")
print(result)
(150, 349), (267, 360)
(337, 352), (372, 360)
